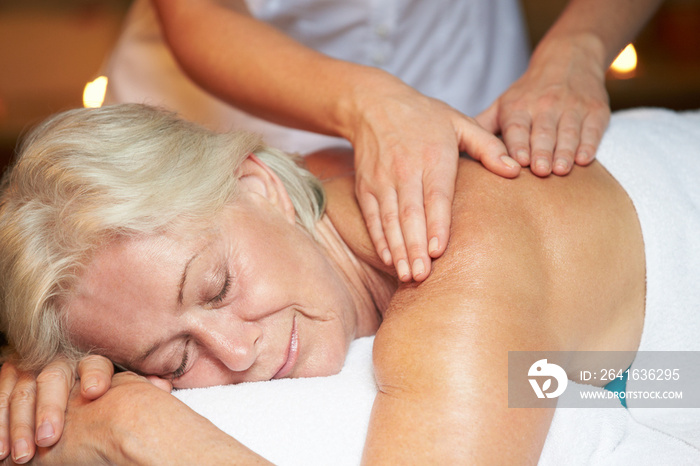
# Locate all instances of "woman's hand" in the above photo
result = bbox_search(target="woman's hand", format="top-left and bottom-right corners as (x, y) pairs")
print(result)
(0, 372), (163, 465)
(5, 371), (268, 465)
(0, 355), (115, 464)
(477, 36), (611, 178)
(350, 75), (521, 283)
(17, 372), (165, 465)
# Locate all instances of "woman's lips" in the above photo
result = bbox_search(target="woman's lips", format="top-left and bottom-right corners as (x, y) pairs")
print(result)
(273, 315), (298, 379)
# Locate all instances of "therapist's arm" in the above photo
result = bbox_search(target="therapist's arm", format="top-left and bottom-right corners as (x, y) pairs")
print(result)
(478, 0), (663, 177)
(151, 0), (520, 284)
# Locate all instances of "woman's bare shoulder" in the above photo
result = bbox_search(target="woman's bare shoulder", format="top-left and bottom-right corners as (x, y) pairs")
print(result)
(450, 156), (633, 235)
(304, 147), (355, 180)
(447, 156), (641, 260)
(311, 150), (644, 355)
(390, 157), (645, 353)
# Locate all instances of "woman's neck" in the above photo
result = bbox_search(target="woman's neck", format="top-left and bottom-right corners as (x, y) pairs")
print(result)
(314, 214), (397, 337)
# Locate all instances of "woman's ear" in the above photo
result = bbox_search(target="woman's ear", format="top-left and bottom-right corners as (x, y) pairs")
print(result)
(237, 154), (296, 224)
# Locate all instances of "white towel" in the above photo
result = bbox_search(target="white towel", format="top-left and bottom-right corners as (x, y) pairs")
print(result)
(174, 337), (376, 466)
(594, 108), (700, 450)
(175, 336), (700, 464)
(175, 109), (700, 464)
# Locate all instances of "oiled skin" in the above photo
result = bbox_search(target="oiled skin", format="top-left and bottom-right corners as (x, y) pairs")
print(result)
(321, 156), (645, 464)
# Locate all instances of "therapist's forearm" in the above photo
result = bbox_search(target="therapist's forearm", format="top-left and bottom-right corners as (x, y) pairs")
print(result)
(151, 0), (395, 141)
(537, 0), (664, 67)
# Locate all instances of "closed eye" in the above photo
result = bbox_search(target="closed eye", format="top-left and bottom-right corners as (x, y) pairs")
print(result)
(171, 345), (190, 380)
(210, 269), (231, 305)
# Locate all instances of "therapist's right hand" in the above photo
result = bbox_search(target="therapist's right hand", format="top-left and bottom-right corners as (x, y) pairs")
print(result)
(0, 355), (114, 464)
(348, 74), (521, 282)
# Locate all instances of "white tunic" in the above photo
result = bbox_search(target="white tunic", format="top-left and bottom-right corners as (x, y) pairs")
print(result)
(103, 0), (529, 153)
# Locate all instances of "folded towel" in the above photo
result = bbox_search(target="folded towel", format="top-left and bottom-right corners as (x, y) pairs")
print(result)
(175, 336), (700, 465)
(174, 336), (376, 465)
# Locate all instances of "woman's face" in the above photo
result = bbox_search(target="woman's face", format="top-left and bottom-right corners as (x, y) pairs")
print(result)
(65, 158), (359, 389)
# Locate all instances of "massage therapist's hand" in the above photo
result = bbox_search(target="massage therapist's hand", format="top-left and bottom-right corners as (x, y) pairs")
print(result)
(477, 38), (610, 177)
(151, 0), (521, 283)
(350, 74), (521, 282)
(0, 355), (115, 464)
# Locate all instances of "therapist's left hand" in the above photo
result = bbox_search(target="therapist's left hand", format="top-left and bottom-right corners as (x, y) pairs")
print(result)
(477, 39), (611, 177)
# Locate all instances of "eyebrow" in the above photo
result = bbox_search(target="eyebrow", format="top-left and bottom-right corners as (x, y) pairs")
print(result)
(132, 239), (213, 371)
(129, 250), (200, 371)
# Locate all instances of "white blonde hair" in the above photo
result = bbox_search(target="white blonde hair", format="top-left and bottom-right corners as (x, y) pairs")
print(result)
(0, 104), (325, 371)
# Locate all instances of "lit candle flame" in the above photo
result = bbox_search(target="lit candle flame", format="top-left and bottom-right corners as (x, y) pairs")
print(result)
(83, 76), (108, 108)
(610, 44), (637, 75)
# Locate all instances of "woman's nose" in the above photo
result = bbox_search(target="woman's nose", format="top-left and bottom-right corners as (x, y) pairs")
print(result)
(200, 319), (262, 372)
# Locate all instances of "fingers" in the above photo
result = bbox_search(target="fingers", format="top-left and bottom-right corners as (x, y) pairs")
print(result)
(422, 152), (455, 261)
(0, 362), (19, 461)
(456, 118), (520, 179)
(499, 106), (609, 177)
(500, 110), (533, 167)
(355, 115), (515, 283)
(358, 184), (416, 283)
(145, 375), (174, 393)
(575, 106), (610, 166)
(0, 360), (77, 464)
(34, 359), (78, 449)
(393, 179), (429, 282)
(110, 370), (152, 388)
(529, 112), (557, 176)
(356, 159), (450, 283)
(489, 63), (611, 176)
(0, 356), (124, 465)
(474, 101), (500, 135)
(78, 355), (114, 400)
(550, 110), (583, 175)
(8, 373), (37, 464)
(358, 190), (392, 267)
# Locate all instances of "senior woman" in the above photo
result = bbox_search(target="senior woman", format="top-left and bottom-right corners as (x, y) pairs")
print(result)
(0, 104), (649, 463)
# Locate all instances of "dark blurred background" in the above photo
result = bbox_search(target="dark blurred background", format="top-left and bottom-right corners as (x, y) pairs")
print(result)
(1, 0), (699, 173)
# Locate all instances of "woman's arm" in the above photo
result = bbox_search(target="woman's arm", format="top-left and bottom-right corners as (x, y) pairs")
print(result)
(364, 220), (559, 463)
(7, 372), (270, 465)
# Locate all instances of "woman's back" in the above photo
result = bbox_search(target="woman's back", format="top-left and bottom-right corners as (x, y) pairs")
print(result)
(330, 157), (646, 463)
(445, 158), (645, 357)
(321, 155), (645, 360)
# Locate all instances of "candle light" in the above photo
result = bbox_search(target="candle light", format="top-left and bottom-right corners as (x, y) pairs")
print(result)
(83, 76), (108, 108)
